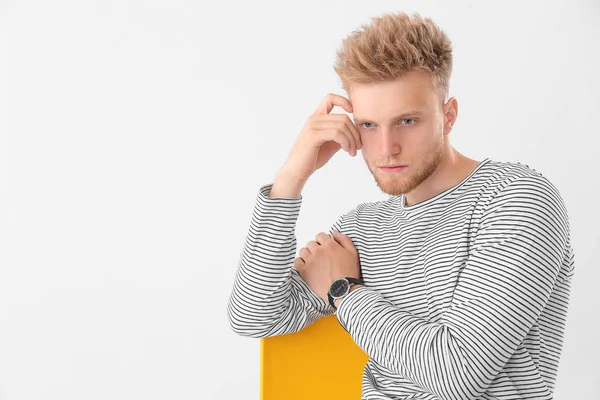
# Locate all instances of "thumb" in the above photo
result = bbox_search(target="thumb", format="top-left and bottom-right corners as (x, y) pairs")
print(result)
(332, 230), (356, 252)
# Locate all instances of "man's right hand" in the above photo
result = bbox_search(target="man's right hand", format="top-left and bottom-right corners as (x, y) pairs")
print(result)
(279, 93), (362, 182)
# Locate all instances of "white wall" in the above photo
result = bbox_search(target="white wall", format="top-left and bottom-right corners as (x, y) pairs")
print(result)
(1, 0), (598, 399)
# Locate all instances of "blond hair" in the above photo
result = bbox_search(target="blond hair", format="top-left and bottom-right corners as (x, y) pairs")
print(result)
(334, 11), (453, 103)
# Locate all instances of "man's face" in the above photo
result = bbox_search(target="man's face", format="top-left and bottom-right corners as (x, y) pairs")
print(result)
(349, 70), (453, 196)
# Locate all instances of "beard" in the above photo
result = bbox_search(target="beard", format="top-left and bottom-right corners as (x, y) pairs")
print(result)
(368, 134), (445, 197)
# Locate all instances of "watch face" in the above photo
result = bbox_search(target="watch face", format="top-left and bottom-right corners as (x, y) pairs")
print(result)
(330, 278), (350, 298)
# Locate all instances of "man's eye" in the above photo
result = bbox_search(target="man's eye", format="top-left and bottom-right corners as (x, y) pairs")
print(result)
(360, 119), (416, 129)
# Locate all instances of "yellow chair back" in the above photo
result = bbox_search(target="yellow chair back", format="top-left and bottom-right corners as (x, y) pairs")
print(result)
(260, 314), (369, 399)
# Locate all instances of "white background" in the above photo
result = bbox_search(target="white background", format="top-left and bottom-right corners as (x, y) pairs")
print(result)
(1, 0), (599, 399)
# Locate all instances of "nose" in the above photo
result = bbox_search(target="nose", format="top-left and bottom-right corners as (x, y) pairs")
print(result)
(378, 128), (400, 156)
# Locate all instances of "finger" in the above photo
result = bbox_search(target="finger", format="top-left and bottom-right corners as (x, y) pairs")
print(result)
(313, 93), (353, 116)
(331, 113), (362, 150)
(293, 257), (305, 270)
(306, 240), (320, 252)
(330, 230), (342, 243)
(299, 247), (311, 261)
(316, 232), (334, 245)
(334, 231), (357, 253)
(315, 127), (354, 155)
(311, 120), (357, 155)
(310, 106), (362, 152)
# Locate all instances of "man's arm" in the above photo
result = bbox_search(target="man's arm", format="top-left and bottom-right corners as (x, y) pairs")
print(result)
(334, 175), (572, 400)
(227, 182), (351, 338)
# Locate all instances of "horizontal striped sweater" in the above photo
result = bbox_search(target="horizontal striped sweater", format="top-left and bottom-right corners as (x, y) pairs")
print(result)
(227, 158), (575, 400)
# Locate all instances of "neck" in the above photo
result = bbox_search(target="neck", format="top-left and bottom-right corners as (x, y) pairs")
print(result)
(404, 146), (479, 206)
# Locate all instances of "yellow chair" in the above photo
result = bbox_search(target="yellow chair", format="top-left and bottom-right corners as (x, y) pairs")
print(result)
(260, 314), (370, 399)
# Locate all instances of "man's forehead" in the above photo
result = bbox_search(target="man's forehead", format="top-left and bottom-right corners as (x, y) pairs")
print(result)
(349, 92), (433, 115)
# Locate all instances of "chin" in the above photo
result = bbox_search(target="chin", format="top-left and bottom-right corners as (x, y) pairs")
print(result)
(375, 166), (427, 196)
(374, 176), (410, 196)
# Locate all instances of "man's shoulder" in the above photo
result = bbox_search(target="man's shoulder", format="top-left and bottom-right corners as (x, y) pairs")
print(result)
(472, 158), (565, 203)
(483, 159), (562, 196)
(479, 158), (546, 184)
(479, 159), (570, 227)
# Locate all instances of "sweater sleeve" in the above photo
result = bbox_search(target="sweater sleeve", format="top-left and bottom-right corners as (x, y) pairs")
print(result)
(335, 175), (571, 400)
(227, 182), (349, 338)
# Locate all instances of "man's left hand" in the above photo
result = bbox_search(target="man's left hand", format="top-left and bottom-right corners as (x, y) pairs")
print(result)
(293, 230), (361, 304)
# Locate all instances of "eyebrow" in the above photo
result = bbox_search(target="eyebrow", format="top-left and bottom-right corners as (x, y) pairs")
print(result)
(353, 109), (424, 125)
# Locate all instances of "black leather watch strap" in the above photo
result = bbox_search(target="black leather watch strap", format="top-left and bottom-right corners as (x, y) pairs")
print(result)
(346, 277), (364, 286)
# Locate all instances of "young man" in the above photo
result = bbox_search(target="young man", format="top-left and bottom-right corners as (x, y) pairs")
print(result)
(227, 11), (574, 400)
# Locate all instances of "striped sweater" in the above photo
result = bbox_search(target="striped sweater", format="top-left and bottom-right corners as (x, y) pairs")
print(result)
(227, 157), (575, 400)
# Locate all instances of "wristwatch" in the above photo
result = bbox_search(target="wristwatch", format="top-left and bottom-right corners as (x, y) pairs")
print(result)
(328, 277), (364, 310)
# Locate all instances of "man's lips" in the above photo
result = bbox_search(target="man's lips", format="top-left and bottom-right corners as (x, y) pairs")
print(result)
(379, 165), (407, 172)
